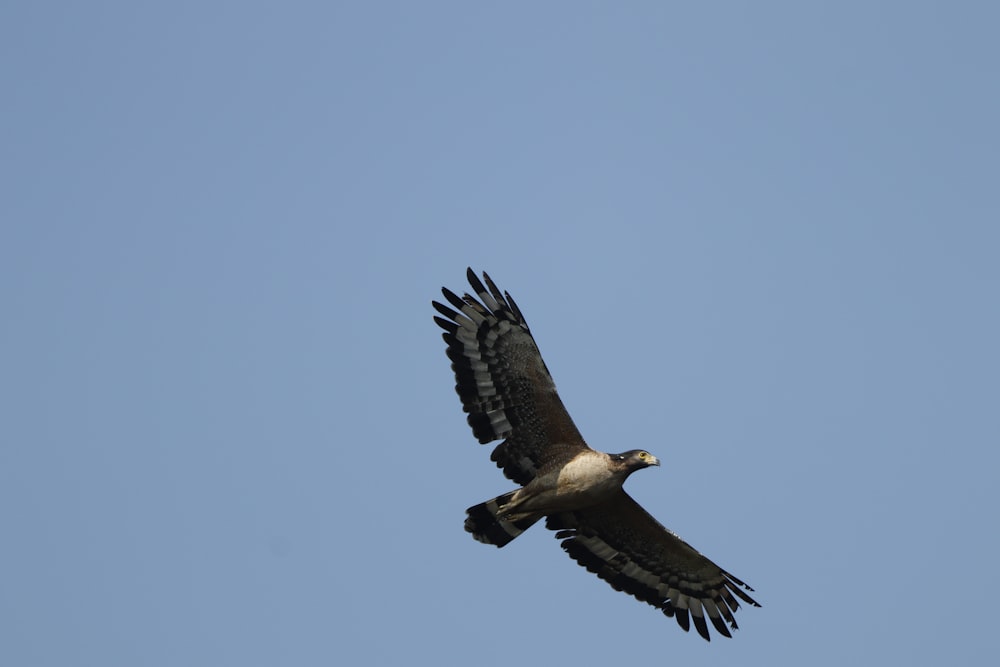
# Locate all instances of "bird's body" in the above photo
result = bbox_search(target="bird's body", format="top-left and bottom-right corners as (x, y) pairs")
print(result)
(476, 449), (658, 523)
(433, 269), (759, 641)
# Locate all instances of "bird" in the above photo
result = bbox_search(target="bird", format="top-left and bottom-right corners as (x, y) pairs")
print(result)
(432, 269), (760, 641)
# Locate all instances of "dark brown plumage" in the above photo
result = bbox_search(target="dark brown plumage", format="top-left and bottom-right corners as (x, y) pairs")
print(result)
(433, 269), (760, 641)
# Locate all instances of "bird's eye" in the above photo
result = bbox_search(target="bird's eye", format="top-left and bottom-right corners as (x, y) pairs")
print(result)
(639, 451), (648, 459)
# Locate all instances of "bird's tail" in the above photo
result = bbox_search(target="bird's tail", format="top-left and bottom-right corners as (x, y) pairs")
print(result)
(465, 491), (540, 547)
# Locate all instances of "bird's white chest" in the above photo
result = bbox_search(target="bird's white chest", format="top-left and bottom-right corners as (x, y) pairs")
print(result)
(555, 454), (618, 493)
(504, 452), (621, 517)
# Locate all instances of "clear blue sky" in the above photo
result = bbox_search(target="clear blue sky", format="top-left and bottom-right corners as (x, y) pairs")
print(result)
(3, 2), (997, 665)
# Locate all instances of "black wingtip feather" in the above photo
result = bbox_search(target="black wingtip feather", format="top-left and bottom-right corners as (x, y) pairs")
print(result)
(432, 299), (460, 320)
(466, 269), (488, 297)
(692, 612), (711, 642)
(675, 607), (690, 632)
(433, 316), (458, 333)
(725, 574), (762, 607)
(709, 612), (732, 638)
(502, 290), (526, 326)
(441, 286), (467, 312)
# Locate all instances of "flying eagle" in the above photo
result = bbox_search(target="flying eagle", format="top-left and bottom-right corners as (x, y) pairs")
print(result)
(433, 269), (760, 641)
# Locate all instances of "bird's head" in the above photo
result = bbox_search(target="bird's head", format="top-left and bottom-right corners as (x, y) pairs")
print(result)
(611, 449), (661, 472)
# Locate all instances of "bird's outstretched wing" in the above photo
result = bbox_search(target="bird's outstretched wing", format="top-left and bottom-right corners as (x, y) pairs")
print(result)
(433, 268), (589, 485)
(548, 492), (761, 641)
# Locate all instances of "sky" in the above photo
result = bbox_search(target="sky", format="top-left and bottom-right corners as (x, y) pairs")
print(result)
(2, 2), (998, 665)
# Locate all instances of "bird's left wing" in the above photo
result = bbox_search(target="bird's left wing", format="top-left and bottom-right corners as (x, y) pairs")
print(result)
(547, 492), (760, 641)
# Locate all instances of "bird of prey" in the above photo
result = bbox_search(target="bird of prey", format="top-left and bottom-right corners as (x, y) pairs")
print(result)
(432, 269), (760, 641)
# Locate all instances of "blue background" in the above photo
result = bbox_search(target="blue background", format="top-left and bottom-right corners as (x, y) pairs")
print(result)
(3, 2), (997, 664)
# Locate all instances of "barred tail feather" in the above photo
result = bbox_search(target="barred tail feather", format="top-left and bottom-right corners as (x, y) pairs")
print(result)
(465, 492), (540, 547)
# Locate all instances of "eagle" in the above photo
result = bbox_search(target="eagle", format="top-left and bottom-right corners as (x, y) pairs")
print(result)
(433, 269), (760, 641)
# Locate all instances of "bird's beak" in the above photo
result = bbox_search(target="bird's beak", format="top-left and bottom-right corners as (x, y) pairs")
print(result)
(649, 455), (661, 467)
